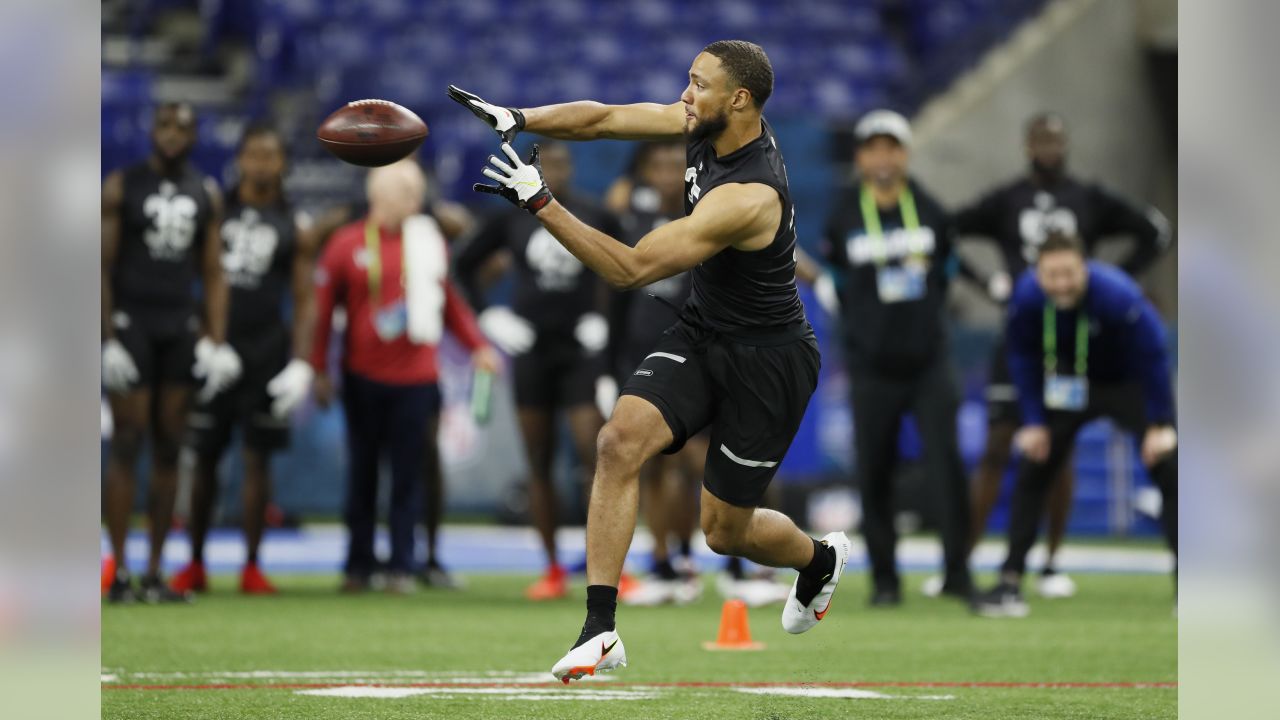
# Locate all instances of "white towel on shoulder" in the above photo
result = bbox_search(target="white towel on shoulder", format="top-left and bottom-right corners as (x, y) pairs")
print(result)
(402, 214), (448, 345)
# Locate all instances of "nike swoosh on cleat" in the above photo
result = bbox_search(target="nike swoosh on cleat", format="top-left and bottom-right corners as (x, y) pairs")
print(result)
(814, 600), (832, 620)
(601, 639), (618, 657)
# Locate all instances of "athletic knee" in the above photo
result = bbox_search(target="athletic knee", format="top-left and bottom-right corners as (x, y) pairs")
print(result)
(595, 421), (646, 475)
(152, 430), (183, 468)
(109, 427), (144, 466)
(701, 515), (747, 556)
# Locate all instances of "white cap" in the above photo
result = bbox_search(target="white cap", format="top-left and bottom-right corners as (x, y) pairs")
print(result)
(854, 109), (911, 147)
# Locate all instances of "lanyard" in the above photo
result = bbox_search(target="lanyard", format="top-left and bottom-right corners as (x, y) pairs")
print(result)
(1043, 303), (1088, 376)
(364, 220), (408, 306)
(860, 183), (920, 265)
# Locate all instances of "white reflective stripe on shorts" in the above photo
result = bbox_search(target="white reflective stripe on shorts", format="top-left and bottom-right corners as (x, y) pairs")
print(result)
(644, 352), (686, 364)
(719, 444), (777, 468)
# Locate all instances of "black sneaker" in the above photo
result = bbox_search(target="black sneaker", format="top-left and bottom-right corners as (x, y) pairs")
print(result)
(870, 586), (902, 607)
(417, 562), (465, 590)
(106, 573), (138, 604)
(974, 582), (1029, 618)
(138, 575), (193, 604)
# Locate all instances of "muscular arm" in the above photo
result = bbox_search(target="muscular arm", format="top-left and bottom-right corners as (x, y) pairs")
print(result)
(534, 183), (780, 291)
(201, 181), (228, 343)
(101, 171), (124, 340)
(289, 223), (319, 360)
(521, 101), (685, 141)
(793, 246), (822, 285)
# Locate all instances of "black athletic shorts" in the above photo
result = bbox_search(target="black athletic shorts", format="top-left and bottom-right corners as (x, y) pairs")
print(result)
(620, 320), (821, 508)
(187, 326), (291, 454)
(514, 337), (607, 411)
(111, 304), (200, 389)
(985, 334), (1021, 426)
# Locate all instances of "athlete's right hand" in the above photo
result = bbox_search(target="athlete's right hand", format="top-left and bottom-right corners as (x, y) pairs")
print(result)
(1014, 424), (1050, 463)
(447, 85), (525, 142)
(192, 337), (243, 402)
(477, 306), (536, 356)
(813, 272), (839, 317)
(101, 338), (139, 393)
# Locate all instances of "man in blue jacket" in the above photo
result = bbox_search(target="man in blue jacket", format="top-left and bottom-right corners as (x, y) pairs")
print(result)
(975, 233), (1177, 617)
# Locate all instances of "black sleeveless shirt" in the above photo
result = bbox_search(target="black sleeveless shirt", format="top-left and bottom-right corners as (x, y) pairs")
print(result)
(221, 193), (297, 339)
(113, 161), (215, 310)
(681, 118), (806, 334)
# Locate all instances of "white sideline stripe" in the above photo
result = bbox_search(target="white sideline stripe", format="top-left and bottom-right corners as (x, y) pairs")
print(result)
(295, 686), (658, 700)
(734, 687), (954, 701)
(644, 352), (686, 364)
(719, 444), (777, 468)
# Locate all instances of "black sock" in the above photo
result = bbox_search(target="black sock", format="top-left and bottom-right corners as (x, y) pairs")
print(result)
(724, 555), (744, 580)
(795, 537), (836, 607)
(678, 539), (692, 558)
(573, 585), (618, 648)
(652, 558), (678, 581)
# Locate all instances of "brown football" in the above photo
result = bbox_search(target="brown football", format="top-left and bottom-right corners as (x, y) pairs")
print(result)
(316, 99), (428, 167)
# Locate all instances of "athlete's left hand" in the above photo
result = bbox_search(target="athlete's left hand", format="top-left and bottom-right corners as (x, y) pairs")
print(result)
(193, 337), (242, 401)
(1141, 425), (1177, 467)
(471, 346), (502, 375)
(574, 313), (609, 354)
(474, 143), (553, 214)
(266, 358), (315, 419)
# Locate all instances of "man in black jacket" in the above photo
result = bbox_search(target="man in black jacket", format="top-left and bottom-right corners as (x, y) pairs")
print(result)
(821, 110), (972, 606)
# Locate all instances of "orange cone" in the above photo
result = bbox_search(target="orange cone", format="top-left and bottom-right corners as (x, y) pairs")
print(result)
(101, 555), (116, 596)
(702, 599), (765, 651)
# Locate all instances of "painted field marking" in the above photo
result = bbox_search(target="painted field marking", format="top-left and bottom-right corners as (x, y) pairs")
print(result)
(104, 680), (1177, 691)
(296, 686), (659, 701)
(733, 686), (954, 701)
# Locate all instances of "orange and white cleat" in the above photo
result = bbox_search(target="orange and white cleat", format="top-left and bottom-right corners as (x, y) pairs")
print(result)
(525, 564), (568, 601)
(551, 630), (627, 684)
(781, 531), (851, 634)
(170, 561), (208, 594)
(239, 563), (277, 595)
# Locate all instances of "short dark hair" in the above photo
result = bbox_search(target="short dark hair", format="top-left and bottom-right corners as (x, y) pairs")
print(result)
(1037, 232), (1085, 260)
(702, 40), (773, 108)
(1025, 111), (1066, 138)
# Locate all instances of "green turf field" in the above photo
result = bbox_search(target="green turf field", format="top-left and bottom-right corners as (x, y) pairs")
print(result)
(102, 572), (1176, 719)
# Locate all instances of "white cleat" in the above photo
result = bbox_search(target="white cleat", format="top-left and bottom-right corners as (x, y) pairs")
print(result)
(550, 630), (627, 685)
(1036, 572), (1077, 599)
(622, 579), (678, 607)
(920, 574), (945, 598)
(781, 532), (851, 634)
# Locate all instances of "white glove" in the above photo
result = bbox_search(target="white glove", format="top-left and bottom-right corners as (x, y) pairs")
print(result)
(266, 358), (315, 419)
(478, 306), (536, 355)
(595, 375), (619, 420)
(813, 272), (839, 317)
(987, 271), (1012, 303)
(575, 312), (609, 354)
(192, 337), (242, 402)
(447, 85), (525, 142)
(101, 338), (139, 393)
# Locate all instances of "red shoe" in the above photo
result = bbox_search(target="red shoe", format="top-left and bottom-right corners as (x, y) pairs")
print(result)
(617, 572), (640, 601)
(525, 564), (568, 601)
(101, 556), (116, 597)
(240, 563), (277, 595)
(170, 562), (208, 594)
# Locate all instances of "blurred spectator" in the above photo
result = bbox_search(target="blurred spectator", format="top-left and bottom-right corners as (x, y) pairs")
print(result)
(102, 103), (239, 604)
(974, 233), (1177, 618)
(310, 159), (498, 594)
(454, 141), (622, 601)
(956, 112), (1172, 597)
(171, 123), (318, 597)
(818, 110), (972, 606)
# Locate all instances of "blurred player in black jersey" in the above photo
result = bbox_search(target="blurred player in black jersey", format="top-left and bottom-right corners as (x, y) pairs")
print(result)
(452, 39), (849, 680)
(455, 141), (622, 601)
(170, 124), (317, 596)
(102, 103), (240, 603)
(608, 142), (705, 607)
(951, 112), (1172, 599)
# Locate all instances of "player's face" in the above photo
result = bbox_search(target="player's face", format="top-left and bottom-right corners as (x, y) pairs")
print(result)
(151, 105), (196, 162)
(639, 144), (686, 204)
(539, 144), (573, 195)
(681, 53), (732, 142)
(855, 135), (908, 189)
(237, 133), (286, 190)
(1036, 249), (1088, 308)
(1027, 122), (1067, 175)
(368, 162), (426, 227)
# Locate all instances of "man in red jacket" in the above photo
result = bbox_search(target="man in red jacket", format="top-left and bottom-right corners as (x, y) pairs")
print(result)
(311, 159), (498, 593)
